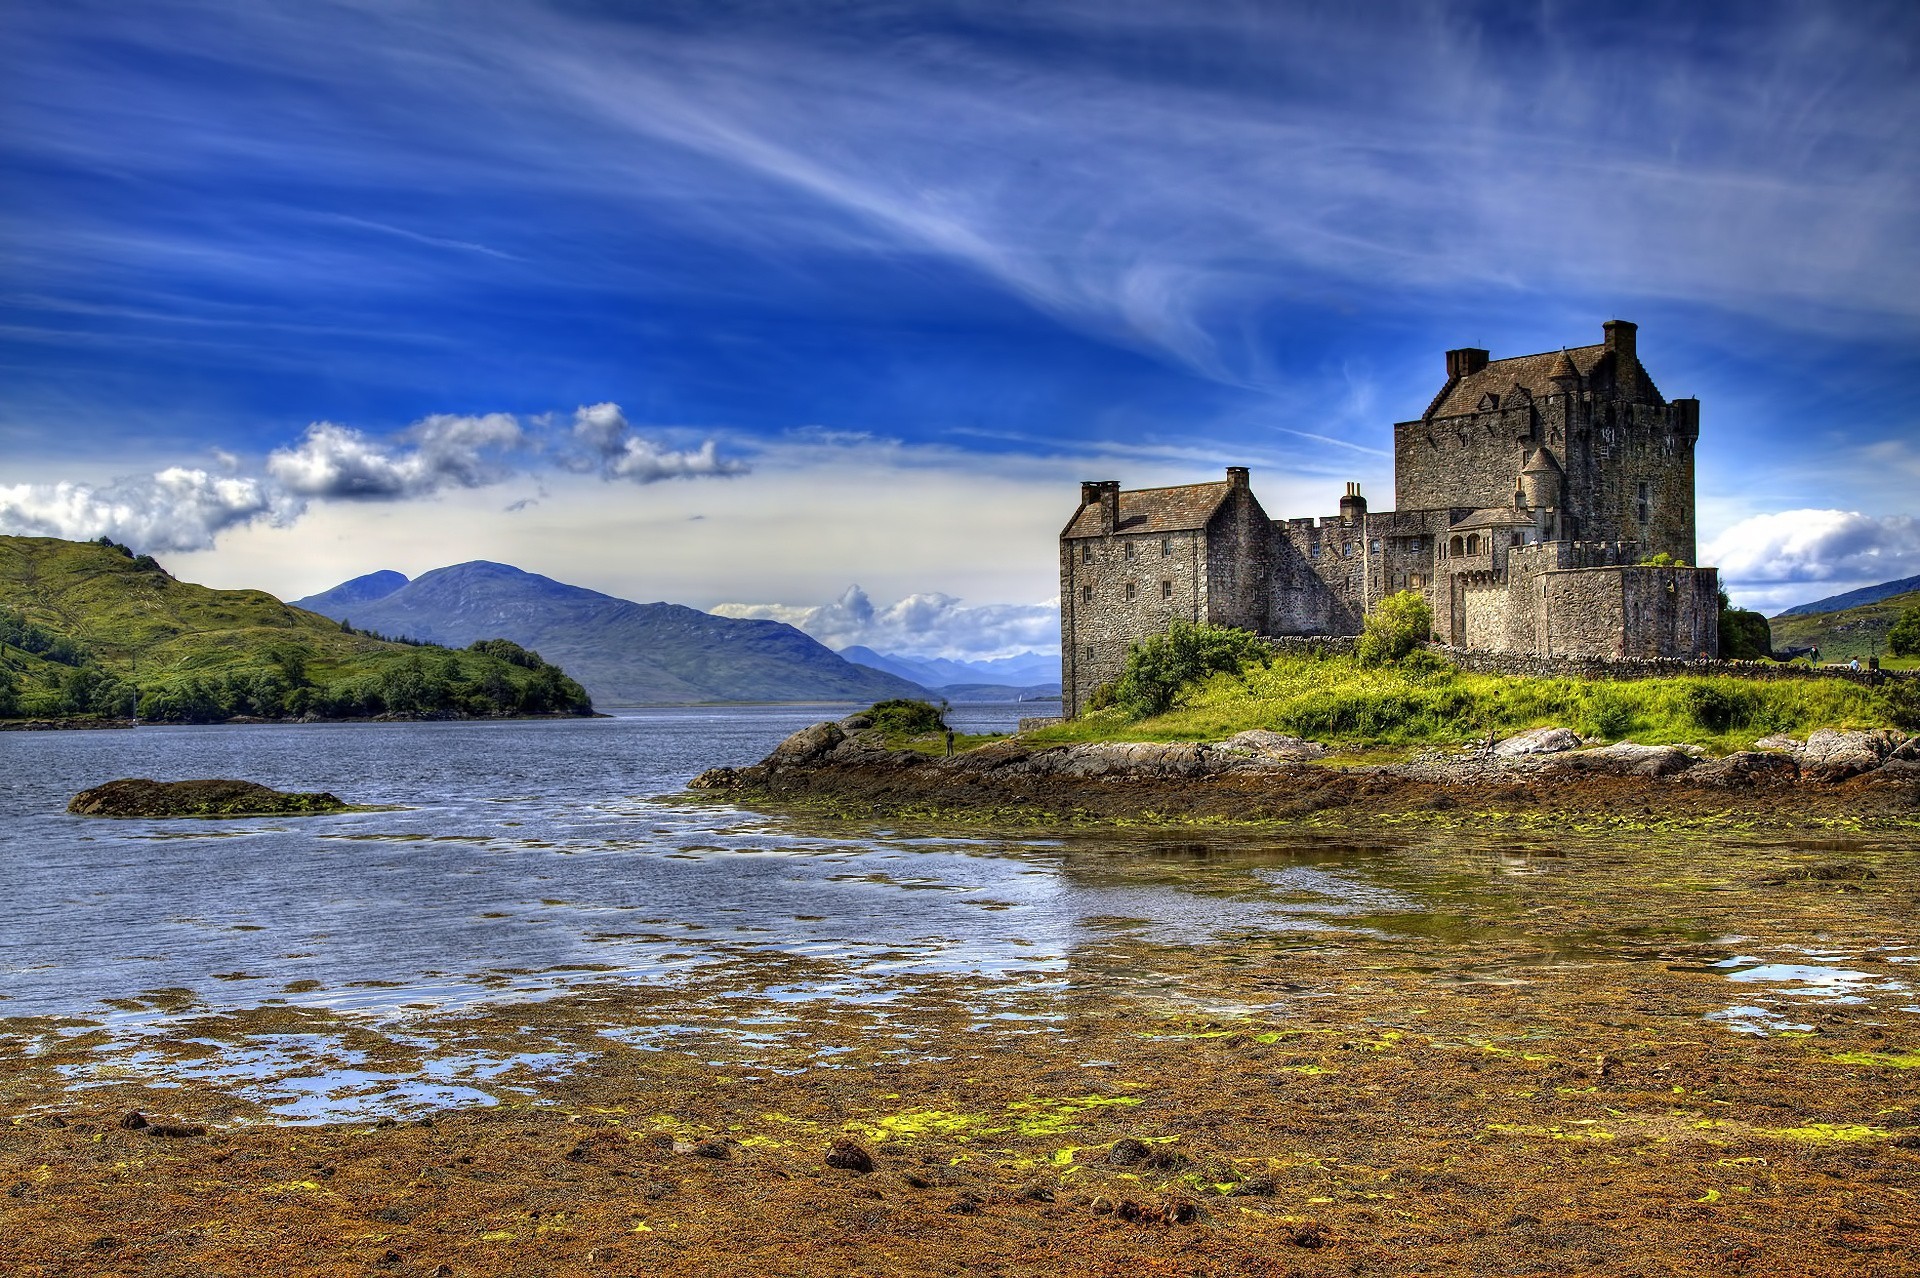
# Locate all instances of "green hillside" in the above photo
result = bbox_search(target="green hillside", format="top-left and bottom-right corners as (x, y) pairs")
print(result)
(1769, 588), (1920, 668)
(0, 536), (592, 722)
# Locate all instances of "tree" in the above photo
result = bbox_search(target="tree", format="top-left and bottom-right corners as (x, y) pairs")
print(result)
(1889, 604), (1920, 658)
(1114, 621), (1269, 718)
(1356, 591), (1434, 666)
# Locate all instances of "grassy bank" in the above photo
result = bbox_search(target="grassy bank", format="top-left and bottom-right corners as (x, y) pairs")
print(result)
(1027, 647), (1911, 754)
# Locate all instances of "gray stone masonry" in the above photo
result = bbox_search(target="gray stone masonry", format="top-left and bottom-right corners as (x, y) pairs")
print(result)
(1061, 321), (1724, 714)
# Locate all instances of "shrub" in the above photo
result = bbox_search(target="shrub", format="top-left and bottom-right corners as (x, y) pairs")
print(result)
(1584, 685), (1634, 739)
(866, 698), (947, 735)
(1719, 608), (1772, 661)
(1684, 683), (1759, 734)
(1115, 621), (1269, 718)
(1881, 679), (1920, 732)
(1640, 551), (1687, 567)
(1356, 591), (1434, 667)
(1889, 604), (1920, 658)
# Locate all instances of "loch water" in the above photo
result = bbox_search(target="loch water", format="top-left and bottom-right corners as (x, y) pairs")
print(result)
(3, 705), (1914, 1121)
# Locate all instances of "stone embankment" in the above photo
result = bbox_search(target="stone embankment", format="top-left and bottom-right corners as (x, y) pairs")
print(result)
(690, 717), (1920, 827)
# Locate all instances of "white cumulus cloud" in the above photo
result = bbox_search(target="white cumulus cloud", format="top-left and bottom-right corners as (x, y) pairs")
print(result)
(267, 413), (523, 498)
(569, 402), (749, 483)
(1706, 508), (1920, 611)
(713, 584), (1058, 660)
(0, 467), (299, 552)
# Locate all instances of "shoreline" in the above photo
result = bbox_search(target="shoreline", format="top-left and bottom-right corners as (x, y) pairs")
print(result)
(690, 719), (1920, 833)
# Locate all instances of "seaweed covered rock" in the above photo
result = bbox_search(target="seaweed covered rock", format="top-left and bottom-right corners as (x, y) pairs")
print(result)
(69, 778), (349, 818)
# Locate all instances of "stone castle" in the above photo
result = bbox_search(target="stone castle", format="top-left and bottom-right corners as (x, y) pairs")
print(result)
(1059, 320), (1721, 716)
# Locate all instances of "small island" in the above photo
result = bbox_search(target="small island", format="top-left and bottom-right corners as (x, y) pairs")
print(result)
(68, 778), (350, 818)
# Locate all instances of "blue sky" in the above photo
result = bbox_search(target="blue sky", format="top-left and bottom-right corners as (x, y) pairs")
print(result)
(3, 0), (1917, 655)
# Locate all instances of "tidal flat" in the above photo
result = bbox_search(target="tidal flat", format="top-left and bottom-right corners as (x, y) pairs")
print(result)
(3, 716), (1917, 1275)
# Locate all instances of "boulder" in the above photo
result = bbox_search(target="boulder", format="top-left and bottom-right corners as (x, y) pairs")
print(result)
(1559, 742), (1698, 778)
(1219, 730), (1329, 761)
(766, 722), (845, 766)
(68, 779), (349, 818)
(1493, 727), (1581, 758)
(1689, 751), (1798, 788)
(687, 767), (743, 790)
(1753, 729), (1900, 780)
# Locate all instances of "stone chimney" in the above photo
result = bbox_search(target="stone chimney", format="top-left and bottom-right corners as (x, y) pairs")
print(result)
(1445, 348), (1490, 380)
(1081, 480), (1120, 534)
(1339, 481), (1367, 525)
(1603, 319), (1637, 362)
(1226, 466), (1250, 490)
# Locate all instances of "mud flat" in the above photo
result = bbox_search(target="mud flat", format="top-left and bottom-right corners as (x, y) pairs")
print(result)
(6, 813), (1920, 1276)
(689, 720), (1920, 833)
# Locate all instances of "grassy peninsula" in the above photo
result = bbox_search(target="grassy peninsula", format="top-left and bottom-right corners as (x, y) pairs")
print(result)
(0, 535), (592, 723)
(1029, 643), (1917, 757)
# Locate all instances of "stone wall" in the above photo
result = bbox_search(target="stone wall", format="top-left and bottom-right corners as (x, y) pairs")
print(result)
(1436, 646), (1915, 687)
(1539, 565), (1718, 660)
(1060, 522), (1209, 716)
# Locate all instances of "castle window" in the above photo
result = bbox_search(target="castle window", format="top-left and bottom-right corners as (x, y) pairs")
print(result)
(1636, 481), (1650, 524)
(1161, 580), (1172, 599)
(1465, 533), (1480, 555)
(1086, 645), (1095, 663)
(1124, 581), (1136, 600)
(1449, 536), (1464, 557)
(1342, 542), (1352, 558)
(1369, 539), (1380, 555)
(1081, 584), (1093, 604)
(1125, 541), (1135, 560)
(1081, 544), (1093, 564)
(1410, 573), (1427, 589)
(1511, 532), (1524, 548)
(1161, 537), (1172, 556)
(1310, 544), (1321, 559)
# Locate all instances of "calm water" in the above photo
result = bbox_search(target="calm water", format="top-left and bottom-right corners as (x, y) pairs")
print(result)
(5, 704), (1913, 1120)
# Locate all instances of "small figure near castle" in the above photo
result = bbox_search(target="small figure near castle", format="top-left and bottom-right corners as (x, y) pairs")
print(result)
(1060, 321), (1721, 716)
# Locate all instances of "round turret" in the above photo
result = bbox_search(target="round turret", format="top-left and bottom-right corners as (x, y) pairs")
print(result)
(1517, 446), (1564, 510)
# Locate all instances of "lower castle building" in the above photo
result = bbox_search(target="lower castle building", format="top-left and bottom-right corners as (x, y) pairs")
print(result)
(1060, 320), (1721, 716)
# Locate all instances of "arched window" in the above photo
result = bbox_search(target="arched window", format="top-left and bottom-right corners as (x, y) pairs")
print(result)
(1449, 535), (1464, 557)
(1465, 533), (1480, 555)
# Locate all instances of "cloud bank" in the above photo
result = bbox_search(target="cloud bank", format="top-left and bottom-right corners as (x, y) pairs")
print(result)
(1706, 509), (1920, 611)
(0, 404), (745, 552)
(714, 584), (1058, 661)
(0, 467), (299, 553)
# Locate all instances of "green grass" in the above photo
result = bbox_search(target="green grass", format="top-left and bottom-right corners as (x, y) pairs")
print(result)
(1024, 648), (1902, 754)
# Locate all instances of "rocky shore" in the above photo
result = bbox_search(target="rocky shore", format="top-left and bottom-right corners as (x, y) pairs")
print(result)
(68, 778), (351, 818)
(691, 718), (1920, 829)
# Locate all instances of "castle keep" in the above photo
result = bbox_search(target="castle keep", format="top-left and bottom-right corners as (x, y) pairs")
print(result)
(1060, 321), (1721, 716)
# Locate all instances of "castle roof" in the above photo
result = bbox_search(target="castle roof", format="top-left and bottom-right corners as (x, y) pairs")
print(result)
(1449, 507), (1539, 532)
(1426, 343), (1643, 418)
(1520, 445), (1564, 475)
(1062, 481), (1232, 538)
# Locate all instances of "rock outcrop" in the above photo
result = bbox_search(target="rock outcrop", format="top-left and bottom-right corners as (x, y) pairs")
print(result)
(69, 779), (349, 818)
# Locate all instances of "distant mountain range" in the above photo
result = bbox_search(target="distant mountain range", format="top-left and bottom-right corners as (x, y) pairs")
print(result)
(839, 645), (1059, 697)
(294, 563), (928, 706)
(1775, 575), (1920, 618)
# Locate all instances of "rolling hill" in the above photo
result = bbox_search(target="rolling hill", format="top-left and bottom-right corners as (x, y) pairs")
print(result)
(293, 561), (930, 705)
(1769, 586), (1920, 665)
(0, 536), (592, 721)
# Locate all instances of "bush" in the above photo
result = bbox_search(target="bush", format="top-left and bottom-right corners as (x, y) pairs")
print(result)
(1640, 551), (1687, 567)
(1584, 686), (1634, 739)
(1684, 683), (1760, 734)
(1890, 605), (1920, 658)
(1115, 621), (1269, 718)
(1719, 608), (1772, 661)
(866, 698), (947, 735)
(1356, 591), (1434, 667)
(1881, 679), (1920, 732)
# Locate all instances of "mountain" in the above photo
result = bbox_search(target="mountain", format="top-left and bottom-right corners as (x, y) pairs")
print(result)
(293, 561), (931, 705)
(0, 536), (591, 721)
(1768, 586), (1920, 665)
(839, 645), (1060, 689)
(296, 569), (410, 614)
(1777, 575), (1920, 618)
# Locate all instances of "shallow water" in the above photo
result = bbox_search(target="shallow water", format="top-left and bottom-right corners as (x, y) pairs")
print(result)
(4, 706), (1914, 1121)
